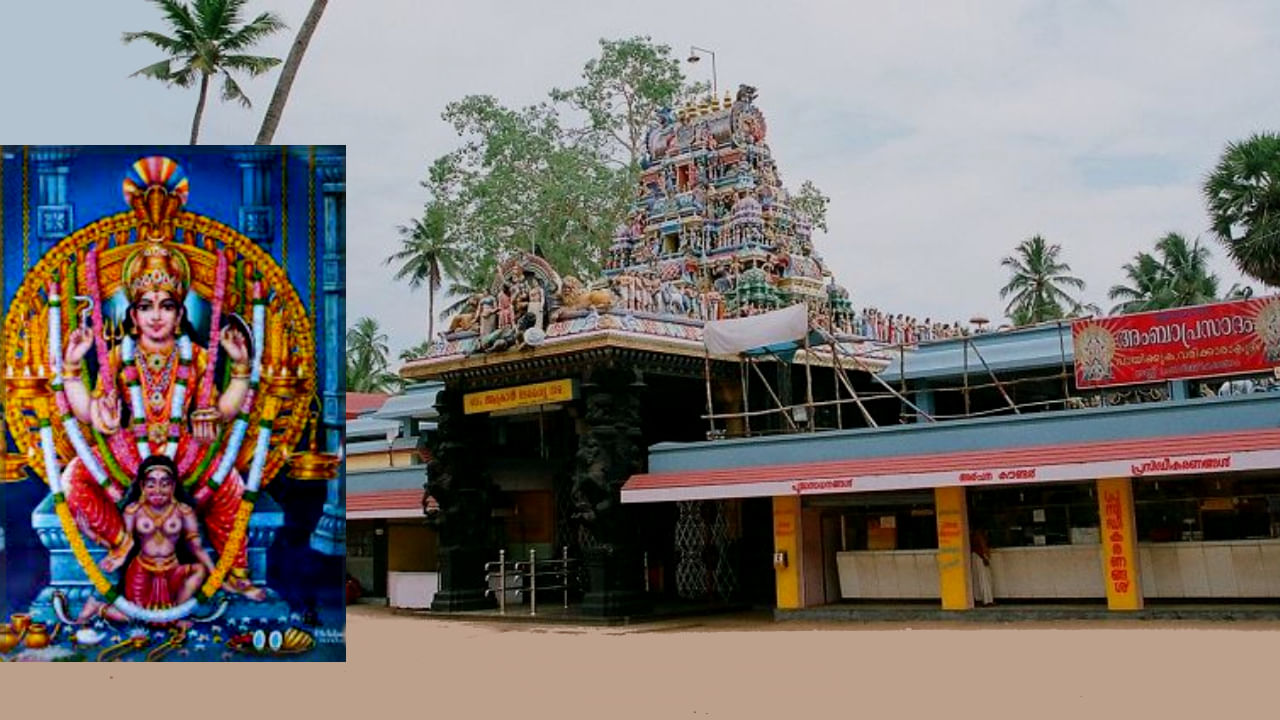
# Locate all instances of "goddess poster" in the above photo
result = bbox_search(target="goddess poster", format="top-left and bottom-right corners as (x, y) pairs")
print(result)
(0, 146), (346, 661)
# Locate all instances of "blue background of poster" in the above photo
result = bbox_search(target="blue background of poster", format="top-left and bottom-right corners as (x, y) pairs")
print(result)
(1, 146), (346, 658)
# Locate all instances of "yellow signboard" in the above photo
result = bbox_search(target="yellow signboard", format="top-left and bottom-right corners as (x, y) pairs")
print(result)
(463, 379), (577, 414)
(934, 486), (972, 611)
(1097, 477), (1142, 610)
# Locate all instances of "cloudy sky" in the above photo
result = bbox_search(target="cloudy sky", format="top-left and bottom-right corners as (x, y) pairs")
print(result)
(3, 0), (1278, 361)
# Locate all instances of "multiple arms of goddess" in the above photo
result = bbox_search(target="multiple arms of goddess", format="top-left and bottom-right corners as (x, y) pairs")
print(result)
(61, 325), (254, 441)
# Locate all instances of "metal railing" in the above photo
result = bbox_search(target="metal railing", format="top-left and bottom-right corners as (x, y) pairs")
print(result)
(485, 547), (581, 616)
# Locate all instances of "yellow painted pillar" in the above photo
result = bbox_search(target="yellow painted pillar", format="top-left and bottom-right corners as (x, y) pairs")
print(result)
(934, 486), (973, 610)
(773, 495), (802, 609)
(1097, 477), (1143, 610)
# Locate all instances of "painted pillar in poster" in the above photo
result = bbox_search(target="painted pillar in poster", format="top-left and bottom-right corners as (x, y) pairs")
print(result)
(773, 495), (802, 609)
(1097, 477), (1143, 610)
(934, 486), (972, 610)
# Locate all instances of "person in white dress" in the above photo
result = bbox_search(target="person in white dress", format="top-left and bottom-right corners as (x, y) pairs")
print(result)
(971, 529), (994, 607)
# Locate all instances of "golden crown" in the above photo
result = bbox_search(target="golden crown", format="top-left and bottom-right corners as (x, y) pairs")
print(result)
(123, 241), (190, 302)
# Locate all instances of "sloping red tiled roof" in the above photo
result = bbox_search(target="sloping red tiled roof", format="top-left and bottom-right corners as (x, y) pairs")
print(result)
(346, 392), (390, 419)
(623, 427), (1280, 502)
(348, 489), (422, 513)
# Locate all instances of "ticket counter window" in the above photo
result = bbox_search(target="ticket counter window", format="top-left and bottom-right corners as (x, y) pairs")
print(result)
(839, 506), (937, 551)
(967, 483), (1099, 548)
(1134, 476), (1280, 542)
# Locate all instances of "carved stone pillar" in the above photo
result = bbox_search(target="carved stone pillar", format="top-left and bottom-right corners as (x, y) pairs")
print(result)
(309, 151), (347, 556)
(573, 367), (651, 617)
(232, 148), (275, 246)
(425, 386), (497, 611)
(31, 147), (76, 257)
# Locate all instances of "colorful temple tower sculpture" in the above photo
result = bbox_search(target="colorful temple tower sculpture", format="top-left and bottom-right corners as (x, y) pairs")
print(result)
(408, 85), (880, 617)
(610, 83), (837, 323)
(425, 84), (861, 362)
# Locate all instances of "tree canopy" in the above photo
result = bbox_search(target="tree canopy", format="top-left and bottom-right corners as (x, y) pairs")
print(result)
(420, 36), (829, 293)
(1204, 132), (1280, 288)
(999, 235), (1087, 325)
(123, 0), (284, 144)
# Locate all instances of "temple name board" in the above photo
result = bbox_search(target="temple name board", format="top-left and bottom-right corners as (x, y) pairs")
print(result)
(1072, 296), (1280, 388)
(464, 379), (578, 414)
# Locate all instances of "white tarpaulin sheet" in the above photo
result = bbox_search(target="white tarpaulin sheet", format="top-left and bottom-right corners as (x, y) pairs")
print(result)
(703, 303), (809, 355)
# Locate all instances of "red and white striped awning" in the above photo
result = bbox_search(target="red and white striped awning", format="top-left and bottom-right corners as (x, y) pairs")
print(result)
(347, 489), (424, 519)
(622, 428), (1280, 503)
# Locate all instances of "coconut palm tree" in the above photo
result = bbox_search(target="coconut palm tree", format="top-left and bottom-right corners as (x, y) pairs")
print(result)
(398, 340), (435, 363)
(1108, 251), (1169, 314)
(1156, 233), (1219, 307)
(1108, 233), (1222, 314)
(346, 316), (399, 393)
(999, 235), (1086, 325)
(255, 0), (328, 144)
(346, 357), (400, 394)
(384, 203), (460, 342)
(123, 0), (286, 144)
(1204, 132), (1280, 288)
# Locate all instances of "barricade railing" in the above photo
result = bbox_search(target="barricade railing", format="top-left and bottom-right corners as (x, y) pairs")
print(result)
(484, 546), (581, 616)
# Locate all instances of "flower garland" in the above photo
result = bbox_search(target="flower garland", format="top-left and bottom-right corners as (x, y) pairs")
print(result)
(167, 336), (194, 458)
(41, 395), (262, 623)
(206, 287), (266, 493)
(120, 335), (193, 461)
(85, 246), (114, 399)
(37, 267), (271, 623)
(44, 280), (110, 488)
(201, 248), (228, 408)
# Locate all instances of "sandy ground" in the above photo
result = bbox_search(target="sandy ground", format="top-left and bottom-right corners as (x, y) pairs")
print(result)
(343, 606), (1280, 718)
(9, 606), (1280, 717)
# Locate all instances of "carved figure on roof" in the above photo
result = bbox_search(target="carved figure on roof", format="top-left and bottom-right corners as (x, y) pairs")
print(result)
(497, 286), (516, 330)
(657, 281), (689, 316)
(556, 276), (616, 318)
(736, 84), (758, 104)
(526, 282), (547, 332)
(445, 294), (482, 335)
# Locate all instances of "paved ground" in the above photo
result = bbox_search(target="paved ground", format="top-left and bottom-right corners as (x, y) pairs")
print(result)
(19, 605), (1279, 716)
(343, 605), (1280, 717)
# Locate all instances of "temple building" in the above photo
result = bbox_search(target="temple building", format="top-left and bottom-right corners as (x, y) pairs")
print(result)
(345, 384), (440, 608)
(403, 85), (1280, 617)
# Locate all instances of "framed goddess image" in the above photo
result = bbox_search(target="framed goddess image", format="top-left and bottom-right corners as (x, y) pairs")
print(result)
(0, 147), (345, 662)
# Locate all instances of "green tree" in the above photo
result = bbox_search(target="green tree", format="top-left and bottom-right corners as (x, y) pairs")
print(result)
(1108, 233), (1221, 314)
(550, 36), (690, 168)
(1108, 251), (1170, 314)
(1156, 233), (1219, 307)
(1204, 132), (1280, 287)
(346, 316), (399, 393)
(384, 202), (460, 342)
(399, 340), (435, 363)
(422, 36), (828, 289)
(999, 235), (1086, 325)
(123, 0), (286, 144)
(425, 95), (627, 283)
(790, 180), (831, 234)
(255, 0), (327, 144)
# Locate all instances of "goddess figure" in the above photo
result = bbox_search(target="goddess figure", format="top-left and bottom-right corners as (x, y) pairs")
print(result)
(76, 455), (217, 624)
(59, 228), (266, 601)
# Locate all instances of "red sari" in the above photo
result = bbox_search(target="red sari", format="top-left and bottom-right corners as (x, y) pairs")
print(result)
(63, 342), (250, 574)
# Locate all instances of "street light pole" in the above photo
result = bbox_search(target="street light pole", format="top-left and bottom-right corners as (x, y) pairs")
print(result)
(687, 46), (718, 98)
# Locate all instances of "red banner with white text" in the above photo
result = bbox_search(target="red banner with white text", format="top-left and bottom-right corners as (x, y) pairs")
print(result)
(1072, 296), (1280, 388)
